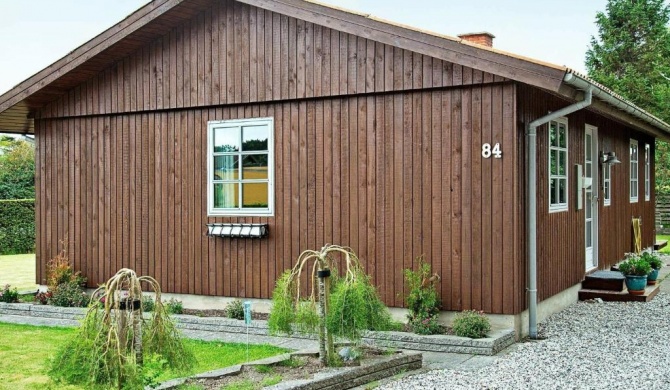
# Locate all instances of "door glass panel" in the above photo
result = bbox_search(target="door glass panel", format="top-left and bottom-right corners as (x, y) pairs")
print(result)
(586, 221), (592, 246)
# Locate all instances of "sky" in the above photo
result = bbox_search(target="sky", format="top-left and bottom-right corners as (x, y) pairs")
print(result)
(0, 0), (611, 96)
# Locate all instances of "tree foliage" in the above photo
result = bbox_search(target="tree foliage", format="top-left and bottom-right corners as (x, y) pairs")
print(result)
(0, 138), (35, 199)
(585, 0), (670, 193)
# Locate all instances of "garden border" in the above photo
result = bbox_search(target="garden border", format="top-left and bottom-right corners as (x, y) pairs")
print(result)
(0, 302), (515, 355)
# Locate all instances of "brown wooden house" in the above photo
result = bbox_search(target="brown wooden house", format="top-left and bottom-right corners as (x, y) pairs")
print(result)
(1, 0), (668, 335)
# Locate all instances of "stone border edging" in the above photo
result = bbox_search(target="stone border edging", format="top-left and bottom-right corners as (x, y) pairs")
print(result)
(155, 350), (423, 390)
(0, 302), (515, 355)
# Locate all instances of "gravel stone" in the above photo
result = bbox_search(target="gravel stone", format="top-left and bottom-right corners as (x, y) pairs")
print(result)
(379, 290), (670, 390)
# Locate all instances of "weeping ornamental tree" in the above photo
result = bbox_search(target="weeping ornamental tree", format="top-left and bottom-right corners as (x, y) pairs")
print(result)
(268, 245), (394, 366)
(50, 269), (194, 389)
(585, 0), (670, 192)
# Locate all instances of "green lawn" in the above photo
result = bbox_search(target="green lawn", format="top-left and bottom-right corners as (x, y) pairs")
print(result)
(0, 254), (37, 291)
(0, 322), (287, 390)
(656, 235), (670, 254)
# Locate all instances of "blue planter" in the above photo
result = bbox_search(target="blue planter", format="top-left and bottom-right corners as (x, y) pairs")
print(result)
(625, 275), (648, 295)
(647, 268), (660, 285)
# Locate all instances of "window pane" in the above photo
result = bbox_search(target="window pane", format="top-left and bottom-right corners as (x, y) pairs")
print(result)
(242, 154), (269, 179)
(559, 151), (566, 175)
(214, 127), (240, 152)
(586, 221), (592, 246)
(242, 125), (269, 151)
(559, 179), (566, 204)
(213, 156), (239, 180)
(585, 162), (591, 178)
(550, 150), (557, 175)
(550, 122), (557, 146)
(550, 179), (557, 205)
(586, 134), (592, 160)
(214, 183), (239, 208)
(242, 183), (268, 208)
(586, 195), (592, 218)
(558, 123), (566, 148)
(604, 181), (610, 200)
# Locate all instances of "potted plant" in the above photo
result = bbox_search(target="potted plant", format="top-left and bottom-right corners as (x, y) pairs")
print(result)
(618, 254), (652, 295)
(641, 252), (663, 285)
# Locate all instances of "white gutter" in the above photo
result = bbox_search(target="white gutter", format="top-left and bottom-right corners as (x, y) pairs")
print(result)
(563, 72), (670, 136)
(526, 87), (592, 339)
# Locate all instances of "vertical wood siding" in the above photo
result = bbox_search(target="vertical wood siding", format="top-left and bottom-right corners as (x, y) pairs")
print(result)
(35, 83), (521, 314)
(37, 2), (505, 120)
(517, 85), (656, 302)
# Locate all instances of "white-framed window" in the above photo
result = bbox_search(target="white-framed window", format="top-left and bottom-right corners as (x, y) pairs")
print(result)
(549, 118), (568, 212)
(603, 163), (611, 206)
(645, 143), (650, 201)
(630, 139), (638, 203)
(207, 117), (274, 216)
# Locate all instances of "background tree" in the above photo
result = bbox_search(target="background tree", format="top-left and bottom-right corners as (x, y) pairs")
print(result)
(585, 0), (670, 192)
(0, 138), (35, 199)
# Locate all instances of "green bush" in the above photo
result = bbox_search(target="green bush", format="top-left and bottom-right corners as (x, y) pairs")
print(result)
(404, 257), (442, 335)
(165, 298), (183, 314)
(48, 280), (89, 307)
(0, 284), (19, 303)
(225, 299), (245, 320)
(0, 199), (35, 255)
(452, 310), (491, 339)
(142, 294), (156, 312)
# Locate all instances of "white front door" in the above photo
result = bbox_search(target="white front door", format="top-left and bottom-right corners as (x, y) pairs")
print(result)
(585, 125), (598, 270)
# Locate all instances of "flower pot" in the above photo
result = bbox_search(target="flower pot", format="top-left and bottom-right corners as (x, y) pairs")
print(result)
(624, 275), (648, 295)
(647, 268), (660, 285)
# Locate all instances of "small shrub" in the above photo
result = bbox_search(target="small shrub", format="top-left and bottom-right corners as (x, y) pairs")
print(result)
(165, 298), (183, 314)
(404, 256), (442, 335)
(142, 294), (156, 312)
(225, 299), (245, 320)
(452, 310), (491, 339)
(0, 284), (19, 303)
(641, 252), (663, 270)
(35, 290), (53, 305)
(48, 280), (89, 307)
(619, 254), (652, 276)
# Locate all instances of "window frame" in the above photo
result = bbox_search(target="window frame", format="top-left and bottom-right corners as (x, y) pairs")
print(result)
(645, 143), (650, 201)
(603, 162), (611, 206)
(630, 139), (639, 203)
(207, 117), (275, 217)
(548, 117), (569, 213)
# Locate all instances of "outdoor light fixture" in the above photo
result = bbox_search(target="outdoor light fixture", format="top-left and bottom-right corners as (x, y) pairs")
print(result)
(206, 223), (269, 238)
(599, 151), (621, 165)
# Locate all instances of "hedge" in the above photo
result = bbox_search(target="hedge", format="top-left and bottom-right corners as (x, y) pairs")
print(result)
(0, 199), (35, 255)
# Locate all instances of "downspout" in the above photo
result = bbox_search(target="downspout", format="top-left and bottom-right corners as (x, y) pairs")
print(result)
(527, 85), (592, 339)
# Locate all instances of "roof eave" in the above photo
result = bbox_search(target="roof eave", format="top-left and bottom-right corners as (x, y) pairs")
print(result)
(562, 71), (670, 141)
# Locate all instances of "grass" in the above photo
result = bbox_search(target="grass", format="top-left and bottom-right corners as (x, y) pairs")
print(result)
(0, 253), (37, 291)
(0, 322), (287, 390)
(655, 235), (670, 254)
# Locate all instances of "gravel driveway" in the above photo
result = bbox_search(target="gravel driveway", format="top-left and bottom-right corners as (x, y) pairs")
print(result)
(380, 290), (670, 389)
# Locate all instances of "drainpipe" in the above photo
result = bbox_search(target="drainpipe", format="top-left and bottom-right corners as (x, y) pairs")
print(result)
(527, 86), (592, 339)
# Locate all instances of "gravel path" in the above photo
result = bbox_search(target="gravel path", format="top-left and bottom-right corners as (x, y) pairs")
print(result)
(380, 291), (670, 390)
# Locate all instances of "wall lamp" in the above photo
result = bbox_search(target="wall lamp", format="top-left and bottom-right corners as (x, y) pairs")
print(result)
(599, 151), (621, 165)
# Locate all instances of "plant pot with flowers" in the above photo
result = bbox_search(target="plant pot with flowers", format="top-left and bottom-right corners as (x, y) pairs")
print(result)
(618, 255), (652, 295)
(641, 252), (663, 285)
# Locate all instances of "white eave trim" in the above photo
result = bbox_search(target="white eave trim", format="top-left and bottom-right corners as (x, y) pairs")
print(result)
(563, 71), (670, 137)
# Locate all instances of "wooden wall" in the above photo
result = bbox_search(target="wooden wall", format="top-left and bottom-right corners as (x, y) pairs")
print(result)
(37, 1), (505, 120)
(517, 85), (656, 302)
(35, 82), (522, 314)
(33, 0), (523, 314)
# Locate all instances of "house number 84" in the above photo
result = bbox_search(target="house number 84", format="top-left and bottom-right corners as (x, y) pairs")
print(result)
(482, 143), (502, 159)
